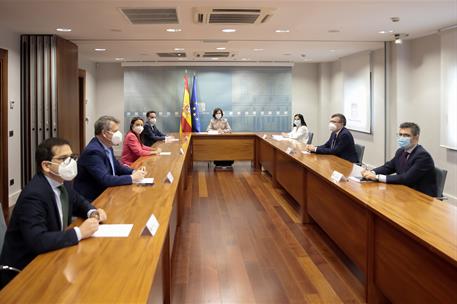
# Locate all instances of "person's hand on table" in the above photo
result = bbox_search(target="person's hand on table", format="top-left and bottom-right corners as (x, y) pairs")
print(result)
(89, 208), (107, 222)
(305, 144), (316, 152)
(361, 169), (377, 181)
(79, 218), (99, 239)
(132, 167), (147, 182)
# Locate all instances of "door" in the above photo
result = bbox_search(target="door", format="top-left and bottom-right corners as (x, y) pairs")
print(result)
(78, 69), (86, 152)
(0, 48), (9, 222)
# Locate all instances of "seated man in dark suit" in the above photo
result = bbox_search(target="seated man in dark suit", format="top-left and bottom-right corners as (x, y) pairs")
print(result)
(74, 115), (146, 201)
(0, 138), (106, 288)
(362, 122), (437, 197)
(142, 111), (167, 146)
(305, 113), (358, 163)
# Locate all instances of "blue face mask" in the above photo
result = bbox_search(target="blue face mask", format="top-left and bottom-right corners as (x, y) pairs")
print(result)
(397, 136), (411, 149)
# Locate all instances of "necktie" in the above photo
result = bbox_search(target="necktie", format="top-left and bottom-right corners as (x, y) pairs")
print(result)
(331, 135), (337, 149)
(105, 149), (115, 175)
(58, 185), (69, 230)
(399, 151), (410, 172)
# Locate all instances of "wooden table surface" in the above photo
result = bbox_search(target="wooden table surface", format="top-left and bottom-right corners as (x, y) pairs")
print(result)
(0, 133), (191, 303)
(260, 136), (457, 266)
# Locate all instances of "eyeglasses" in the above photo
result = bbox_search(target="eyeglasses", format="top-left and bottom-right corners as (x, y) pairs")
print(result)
(52, 154), (78, 165)
(397, 133), (412, 138)
(329, 120), (341, 124)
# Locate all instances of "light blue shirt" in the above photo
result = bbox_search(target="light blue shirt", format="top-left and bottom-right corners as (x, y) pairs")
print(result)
(97, 138), (116, 175)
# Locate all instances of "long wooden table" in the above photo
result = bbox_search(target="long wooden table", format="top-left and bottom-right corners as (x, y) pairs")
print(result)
(1, 132), (456, 303)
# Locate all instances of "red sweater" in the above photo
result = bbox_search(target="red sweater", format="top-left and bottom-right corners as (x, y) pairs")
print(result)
(121, 131), (152, 166)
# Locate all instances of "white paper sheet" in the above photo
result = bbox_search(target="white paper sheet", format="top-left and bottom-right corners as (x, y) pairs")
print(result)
(159, 152), (172, 156)
(207, 130), (219, 135)
(92, 224), (133, 238)
(272, 135), (285, 141)
(133, 178), (154, 185)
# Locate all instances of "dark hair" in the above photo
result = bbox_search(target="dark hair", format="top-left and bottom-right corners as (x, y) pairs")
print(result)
(400, 122), (420, 136)
(129, 117), (144, 143)
(94, 115), (120, 135)
(331, 113), (346, 126)
(146, 111), (156, 119)
(212, 108), (224, 119)
(36, 137), (70, 173)
(293, 114), (307, 127)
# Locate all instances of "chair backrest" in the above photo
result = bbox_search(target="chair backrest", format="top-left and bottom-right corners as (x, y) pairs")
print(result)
(0, 207), (6, 253)
(354, 144), (365, 165)
(435, 167), (448, 199)
(307, 132), (314, 145)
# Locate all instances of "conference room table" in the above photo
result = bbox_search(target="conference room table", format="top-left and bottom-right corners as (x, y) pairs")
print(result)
(0, 132), (456, 303)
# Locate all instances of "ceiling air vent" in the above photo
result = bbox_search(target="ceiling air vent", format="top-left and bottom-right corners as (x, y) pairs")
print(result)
(121, 8), (178, 24)
(157, 52), (186, 58)
(194, 52), (235, 58)
(193, 8), (274, 24)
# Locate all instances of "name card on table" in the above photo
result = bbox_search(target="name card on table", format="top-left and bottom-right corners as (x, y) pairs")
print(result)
(165, 171), (174, 184)
(262, 134), (268, 139)
(331, 170), (347, 183)
(179, 147), (184, 155)
(145, 214), (160, 236)
(286, 147), (293, 155)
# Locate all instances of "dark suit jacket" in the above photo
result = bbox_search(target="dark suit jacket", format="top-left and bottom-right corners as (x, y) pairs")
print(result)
(0, 173), (94, 286)
(74, 137), (133, 201)
(316, 127), (358, 163)
(373, 145), (437, 197)
(142, 122), (166, 146)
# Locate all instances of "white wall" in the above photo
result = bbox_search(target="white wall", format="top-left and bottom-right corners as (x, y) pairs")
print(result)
(94, 62), (124, 154)
(78, 55), (97, 145)
(292, 63), (319, 138)
(317, 48), (386, 167)
(0, 27), (21, 207)
(389, 34), (457, 202)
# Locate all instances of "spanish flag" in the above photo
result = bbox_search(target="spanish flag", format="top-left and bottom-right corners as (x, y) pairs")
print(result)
(179, 75), (192, 134)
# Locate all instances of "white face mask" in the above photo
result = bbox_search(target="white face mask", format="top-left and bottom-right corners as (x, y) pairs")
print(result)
(149, 118), (157, 125)
(215, 113), (222, 120)
(294, 119), (301, 126)
(111, 130), (123, 145)
(329, 122), (338, 132)
(50, 158), (78, 181)
(133, 126), (144, 134)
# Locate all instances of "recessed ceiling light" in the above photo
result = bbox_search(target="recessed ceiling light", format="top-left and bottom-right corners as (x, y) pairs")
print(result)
(56, 28), (72, 32)
(253, 48), (264, 51)
(174, 48), (184, 51)
(178, 58), (185, 61)
(328, 29), (340, 33)
(275, 29), (290, 33)
(378, 30), (394, 34)
(166, 28), (182, 32)
(216, 47), (226, 50)
(222, 29), (236, 33)
(211, 57), (219, 60)
(241, 58), (248, 61)
(115, 57), (124, 61)
(329, 49), (336, 52)
(94, 48), (106, 52)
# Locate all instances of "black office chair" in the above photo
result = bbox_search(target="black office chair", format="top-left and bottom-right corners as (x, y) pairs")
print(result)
(0, 207), (21, 278)
(307, 132), (314, 145)
(354, 144), (365, 166)
(435, 167), (448, 201)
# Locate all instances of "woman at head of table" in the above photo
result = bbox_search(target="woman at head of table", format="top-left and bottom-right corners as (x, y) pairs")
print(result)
(207, 107), (231, 134)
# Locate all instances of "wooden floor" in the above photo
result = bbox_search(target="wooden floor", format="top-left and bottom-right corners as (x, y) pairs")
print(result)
(171, 162), (364, 304)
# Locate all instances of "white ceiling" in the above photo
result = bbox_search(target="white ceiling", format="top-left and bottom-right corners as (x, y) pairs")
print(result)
(0, 0), (456, 63)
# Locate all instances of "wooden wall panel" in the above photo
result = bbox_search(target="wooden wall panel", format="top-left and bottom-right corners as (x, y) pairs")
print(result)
(259, 140), (275, 174)
(56, 36), (79, 154)
(21, 35), (79, 185)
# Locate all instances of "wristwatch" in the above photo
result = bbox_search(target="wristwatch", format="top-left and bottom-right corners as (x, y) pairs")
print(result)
(89, 210), (100, 221)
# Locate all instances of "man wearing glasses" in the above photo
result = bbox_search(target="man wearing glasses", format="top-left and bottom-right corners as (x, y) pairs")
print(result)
(362, 122), (437, 197)
(0, 138), (107, 288)
(305, 113), (358, 163)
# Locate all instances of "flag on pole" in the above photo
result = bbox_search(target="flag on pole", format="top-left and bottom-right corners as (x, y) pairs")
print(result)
(190, 75), (201, 132)
(179, 74), (192, 134)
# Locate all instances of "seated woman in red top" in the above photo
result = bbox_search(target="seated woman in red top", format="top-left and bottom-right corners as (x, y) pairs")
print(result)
(121, 117), (160, 166)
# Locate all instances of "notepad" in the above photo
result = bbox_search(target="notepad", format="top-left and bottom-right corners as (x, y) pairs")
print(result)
(133, 178), (154, 185)
(207, 130), (219, 135)
(159, 152), (172, 156)
(92, 224), (133, 238)
(272, 135), (285, 141)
